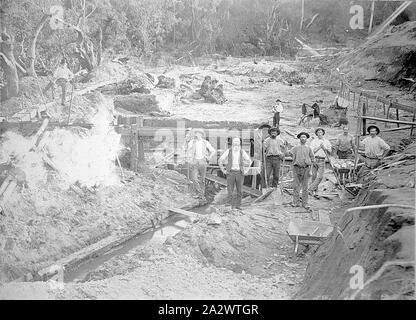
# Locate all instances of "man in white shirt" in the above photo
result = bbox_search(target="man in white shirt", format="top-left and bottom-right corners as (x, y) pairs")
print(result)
(308, 127), (332, 195)
(187, 128), (216, 201)
(358, 125), (390, 170)
(43, 58), (74, 105)
(219, 137), (251, 210)
(272, 99), (284, 127)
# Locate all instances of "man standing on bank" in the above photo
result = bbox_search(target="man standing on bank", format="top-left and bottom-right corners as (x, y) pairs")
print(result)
(289, 132), (315, 209)
(358, 125), (390, 169)
(272, 99), (284, 127)
(334, 126), (356, 159)
(219, 137), (252, 210)
(188, 128), (216, 201)
(308, 128), (332, 196)
(263, 127), (286, 188)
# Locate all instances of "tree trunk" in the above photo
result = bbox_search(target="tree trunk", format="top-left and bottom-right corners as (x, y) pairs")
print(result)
(0, 32), (19, 101)
(27, 14), (51, 77)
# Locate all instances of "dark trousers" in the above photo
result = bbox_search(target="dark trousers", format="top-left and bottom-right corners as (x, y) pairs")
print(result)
(293, 165), (310, 206)
(227, 170), (244, 208)
(43, 78), (68, 105)
(273, 112), (280, 127)
(265, 156), (281, 187)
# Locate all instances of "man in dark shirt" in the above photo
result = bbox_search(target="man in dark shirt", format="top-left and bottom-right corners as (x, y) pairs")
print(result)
(289, 132), (315, 209)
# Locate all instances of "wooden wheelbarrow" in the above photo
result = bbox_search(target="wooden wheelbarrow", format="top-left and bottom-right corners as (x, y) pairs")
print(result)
(286, 218), (334, 254)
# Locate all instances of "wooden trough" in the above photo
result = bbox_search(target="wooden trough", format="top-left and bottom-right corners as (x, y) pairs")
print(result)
(287, 218), (333, 254)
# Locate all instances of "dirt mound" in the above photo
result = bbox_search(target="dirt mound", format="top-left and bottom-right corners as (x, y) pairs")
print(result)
(337, 21), (416, 89)
(114, 94), (161, 114)
(0, 165), (195, 283)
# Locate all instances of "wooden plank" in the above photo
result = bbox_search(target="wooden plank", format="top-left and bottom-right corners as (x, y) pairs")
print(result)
(137, 116), (144, 162)
(205, 173), (261, 197)
(252, 188), (274, 204)
(360, 115), (416, 126)
(168, 207), (197, 218)
(381, 126), (413, 132)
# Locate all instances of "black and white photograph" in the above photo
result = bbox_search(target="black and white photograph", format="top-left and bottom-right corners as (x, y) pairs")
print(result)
(0, 0), (415, 303)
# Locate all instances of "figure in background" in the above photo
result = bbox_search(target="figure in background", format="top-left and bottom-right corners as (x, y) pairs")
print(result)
(43, 58), (74, 105)
(272, 99), (284, 127)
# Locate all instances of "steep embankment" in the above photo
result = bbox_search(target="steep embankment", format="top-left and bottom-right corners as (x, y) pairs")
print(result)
(297, 143), (415, 299)
(337, 21), (416, 87)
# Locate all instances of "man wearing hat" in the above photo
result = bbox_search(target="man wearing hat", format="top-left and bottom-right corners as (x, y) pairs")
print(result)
(263, 127), (286, 188)
(308, 128), (332, 195)
(359, 125), (390, 169)
(272, 99), (284, 127)
(187, 128), (216, 201)
(289, 132), (315, 209)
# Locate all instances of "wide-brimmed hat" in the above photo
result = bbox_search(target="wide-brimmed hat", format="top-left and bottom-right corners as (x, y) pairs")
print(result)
(275, 99), (281, 102)
(367, 125), (380, 135)
(268, 127), (280, 135)
(297, 132), (310, 139)
(193, 128), (205, 137)
(315, 127), (325, 135)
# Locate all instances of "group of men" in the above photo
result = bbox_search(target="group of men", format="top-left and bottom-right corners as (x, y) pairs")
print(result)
(183, 128), (250, 209)
(182, 120), (391, 212)
(199, 76), (227, 104)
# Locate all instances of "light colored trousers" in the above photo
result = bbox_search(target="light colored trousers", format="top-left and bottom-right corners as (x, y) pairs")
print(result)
(190, 159), (207, 197)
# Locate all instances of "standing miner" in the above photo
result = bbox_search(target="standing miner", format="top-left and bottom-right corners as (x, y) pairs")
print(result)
(43, 58), (74, 106)
(308, 128), (332, 196)
(187, 128), (216, 202)
(358, 125), (390, 170)
(218, 137), (251, 210)
(272, 99), (284, 127)
(334, 126), (356, 159)
(289, 132), (315, 209)
(263, 127), (286, 188)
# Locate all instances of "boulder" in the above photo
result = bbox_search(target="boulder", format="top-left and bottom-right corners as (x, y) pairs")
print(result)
(114, 94), (161, 114)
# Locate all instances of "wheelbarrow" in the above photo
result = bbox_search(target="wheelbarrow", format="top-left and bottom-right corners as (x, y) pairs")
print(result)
(286, 218), (334, 254)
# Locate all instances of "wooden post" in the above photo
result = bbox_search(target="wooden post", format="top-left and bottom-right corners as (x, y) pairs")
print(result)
(385, 102), (392, 128)
(130, 128), (139, 172)
(368, 1), (375, 34)
(300, 0), (305, 31)
(396, 107), (400, 128)
(137, 116), (144, 162)
(362, 100), (367, 137)
(411, 109), (416, 136)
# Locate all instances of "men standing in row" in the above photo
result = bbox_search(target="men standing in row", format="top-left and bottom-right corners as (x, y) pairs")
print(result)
(187, 128), (216, 201)
(219, 137), (252, 210)
(359, 125), (390, 169)
(334, 126), (356, 159)
(289, 132), (315, 209)
(263, 127), (286, 188)
(308, 128), (332, 196)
